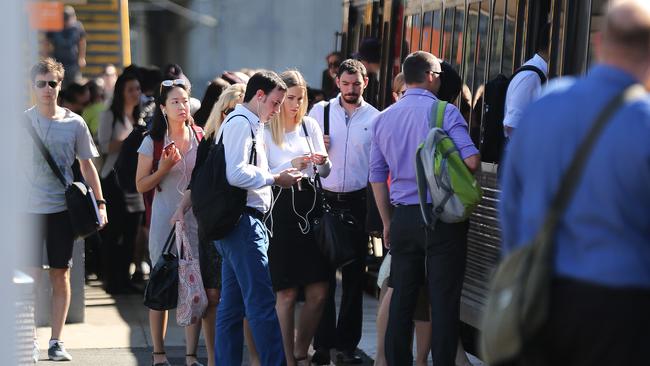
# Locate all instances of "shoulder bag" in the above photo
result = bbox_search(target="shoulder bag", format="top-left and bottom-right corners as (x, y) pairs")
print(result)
(144, 228), (179, 310)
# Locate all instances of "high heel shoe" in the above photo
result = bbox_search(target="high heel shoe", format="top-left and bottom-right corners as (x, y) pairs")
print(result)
(185, 353), (204, 366)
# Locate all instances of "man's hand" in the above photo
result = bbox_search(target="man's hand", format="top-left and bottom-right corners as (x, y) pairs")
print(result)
(78, 57), (87, 68)
(274, 168), (302, 188)
(323, 135), (330, 150)
(98, 205), (108, 229)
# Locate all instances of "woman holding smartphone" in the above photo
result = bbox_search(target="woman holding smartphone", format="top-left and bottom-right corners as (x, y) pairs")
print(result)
(265, 70), (331, 366)
(135, 79), (203, 366)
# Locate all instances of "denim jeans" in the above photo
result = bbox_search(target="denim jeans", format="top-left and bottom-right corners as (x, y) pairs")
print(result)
(214, 213), (286, 365)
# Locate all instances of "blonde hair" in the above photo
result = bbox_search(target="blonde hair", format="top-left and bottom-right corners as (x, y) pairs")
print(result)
(392, 72), (405, 94)
(204, 83), (246, 139)
(269, 70), (308, 146)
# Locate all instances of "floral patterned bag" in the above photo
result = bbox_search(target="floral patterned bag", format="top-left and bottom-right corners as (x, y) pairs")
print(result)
(175, 221), (208, 326)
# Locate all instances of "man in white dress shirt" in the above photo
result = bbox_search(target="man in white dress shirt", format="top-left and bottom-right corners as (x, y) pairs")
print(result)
(503, 23), (550, 138)
(214, 71), (301, 365)
(307, 59), (380, 364)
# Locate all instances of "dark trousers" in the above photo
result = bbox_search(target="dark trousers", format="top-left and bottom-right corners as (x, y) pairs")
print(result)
(385, 205), (468, 366)
(499, 278), (650, 366)
(313, 190), (368, 352)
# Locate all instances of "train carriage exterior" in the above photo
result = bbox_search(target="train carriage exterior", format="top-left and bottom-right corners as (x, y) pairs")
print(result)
(340, 0), (606, 330)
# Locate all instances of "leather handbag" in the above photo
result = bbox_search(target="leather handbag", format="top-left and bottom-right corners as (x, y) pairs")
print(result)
(311, 173), (358, 268)
(480, 84), (645, 365)
(144, 228), (179, 311)
(175, 221), (208, 326)
(25, 120), (100, 239)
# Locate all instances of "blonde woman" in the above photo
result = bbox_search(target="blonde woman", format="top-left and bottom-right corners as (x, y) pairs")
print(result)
(171, 83), (260, 366)
(264, 70), (332, 366)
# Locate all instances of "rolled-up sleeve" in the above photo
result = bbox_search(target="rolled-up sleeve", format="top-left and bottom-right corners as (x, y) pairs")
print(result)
(369, 116), (389, 183)
(222, 117), (275, 189)
(443, 105), (479, 160)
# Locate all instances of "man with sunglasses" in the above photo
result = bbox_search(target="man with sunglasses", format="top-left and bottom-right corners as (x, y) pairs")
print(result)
(322, 52), (342, 99)
(24, 58), (107, 362)
(370, 51), (479, 366)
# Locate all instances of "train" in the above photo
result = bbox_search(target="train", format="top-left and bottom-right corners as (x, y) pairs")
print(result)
(339, 0), (605, 331)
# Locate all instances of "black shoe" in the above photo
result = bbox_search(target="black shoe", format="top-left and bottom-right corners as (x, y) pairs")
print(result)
(336, 350), (363, 364)
(311, 348), (331, 365)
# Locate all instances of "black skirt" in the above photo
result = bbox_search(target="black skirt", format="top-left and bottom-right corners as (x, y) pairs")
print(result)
(268, 183), (330, 292)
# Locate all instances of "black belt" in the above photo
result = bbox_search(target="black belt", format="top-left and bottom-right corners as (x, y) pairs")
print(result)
(323, 189), (366, 202)
(243, 206), (265, 221)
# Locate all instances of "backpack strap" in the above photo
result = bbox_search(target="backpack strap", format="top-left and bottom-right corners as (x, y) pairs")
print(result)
(191, 124), (204, 142)
(512, 65), (547, 84)
(218, 114), (257, 165)
(323, 102), (330, 135)
(428, 100), (448, 129)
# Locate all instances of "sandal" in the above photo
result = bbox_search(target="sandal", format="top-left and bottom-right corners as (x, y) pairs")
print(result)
(152, 351), (171, 366)
(185, 353), (204, 366)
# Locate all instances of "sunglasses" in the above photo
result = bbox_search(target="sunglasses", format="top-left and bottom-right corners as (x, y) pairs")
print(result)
(159, 79), (186, 93)
(35, 80), (59, 89)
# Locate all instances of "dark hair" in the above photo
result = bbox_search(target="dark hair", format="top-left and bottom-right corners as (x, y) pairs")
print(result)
(327, 51), (343, 61)
(109, 73), (141, 126)
(536, 23), (551, 53)
(336, 59), (367, 78)
(243, 71), (287, 103)
(193, 78), (230, 127)
(402, 51), (438, 84)
(149, 83), (190, 141)
(357, 37), (382, 64)
(437, 61), (462, 103)
(60, 82), (87, 104)
(85, 79), (104, 103)
(140, 66), (163, 95)
(163, 63), (184, 80)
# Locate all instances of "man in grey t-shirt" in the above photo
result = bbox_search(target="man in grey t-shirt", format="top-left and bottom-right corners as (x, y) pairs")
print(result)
(25, 58), (106, 362)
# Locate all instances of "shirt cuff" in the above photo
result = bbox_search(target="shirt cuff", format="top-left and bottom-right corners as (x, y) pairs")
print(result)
(263, 171), (275, 186)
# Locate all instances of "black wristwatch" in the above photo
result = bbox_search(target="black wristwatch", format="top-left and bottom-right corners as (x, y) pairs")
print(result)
(96, 199), (107, 206)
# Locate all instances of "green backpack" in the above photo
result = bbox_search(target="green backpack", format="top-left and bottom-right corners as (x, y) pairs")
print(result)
(415, 100), (482, 227)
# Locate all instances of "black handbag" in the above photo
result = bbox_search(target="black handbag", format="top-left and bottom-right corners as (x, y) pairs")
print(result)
(311, 173), (359, 268)
(144, 228), (179, 310)
(25, 120), (100, 239)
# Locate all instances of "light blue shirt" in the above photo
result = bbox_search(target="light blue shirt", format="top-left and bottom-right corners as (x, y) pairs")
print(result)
(499, 65), (650, 288)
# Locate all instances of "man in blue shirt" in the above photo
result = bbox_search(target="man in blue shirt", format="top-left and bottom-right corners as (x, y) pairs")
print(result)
(499, 1), (650, 364)
(370, 51), (479, 366)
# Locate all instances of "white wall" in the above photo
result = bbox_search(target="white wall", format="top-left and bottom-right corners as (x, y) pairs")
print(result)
(186, 0), (342, 96)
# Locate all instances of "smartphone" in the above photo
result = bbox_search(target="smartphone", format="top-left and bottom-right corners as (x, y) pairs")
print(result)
(163, 141), (175, 152)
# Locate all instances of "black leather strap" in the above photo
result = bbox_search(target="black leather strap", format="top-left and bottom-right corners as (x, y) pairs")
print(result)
(323, 102), (330, 136)
(218, 114), (257, 165)
(24, 117), (68, 188)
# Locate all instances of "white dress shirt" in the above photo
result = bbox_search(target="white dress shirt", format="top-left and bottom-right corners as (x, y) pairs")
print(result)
(264, 116), (332, 178)
(503, 54), (548, 135)
(217, 104), (275, 213)
(308, 95), (380, 193)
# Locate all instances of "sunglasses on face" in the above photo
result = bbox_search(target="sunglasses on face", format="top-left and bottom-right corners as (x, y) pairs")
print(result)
(160, 79), (186, 93)
(35, 80), (59, 89)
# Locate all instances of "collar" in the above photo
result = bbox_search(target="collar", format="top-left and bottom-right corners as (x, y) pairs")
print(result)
(403, 88), (436, 99)
(589, 64), (639, 87)
(529, 54), (549, 75)
(232, 103), (262, 128)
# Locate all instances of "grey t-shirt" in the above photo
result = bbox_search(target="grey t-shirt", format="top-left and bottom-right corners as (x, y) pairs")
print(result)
(24, 106), (99, 214)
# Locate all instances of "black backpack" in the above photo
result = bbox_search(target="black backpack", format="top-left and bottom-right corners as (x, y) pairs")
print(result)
(114, 123), (149, 193)
(190, 114), (256, 240)
(480, 65), (547, 163)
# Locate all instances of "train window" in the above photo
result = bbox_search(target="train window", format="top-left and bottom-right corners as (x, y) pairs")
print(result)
(403, 15), (414, 55)
(449, 6), (465, 70)
(442, 7), (455, 63)
(411, 13), (422, 51)
(432, 9), (443, 55)
(463, 4), (480, 92)
(489, 0), (506, 78)
(502, 0), (517, 76)
(422, 11), (434, 53)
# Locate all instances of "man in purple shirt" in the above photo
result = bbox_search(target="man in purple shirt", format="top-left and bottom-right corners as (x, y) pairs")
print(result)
(370, 51), (479, 366)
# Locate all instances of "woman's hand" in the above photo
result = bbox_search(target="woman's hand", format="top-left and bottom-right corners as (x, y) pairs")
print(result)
(291, 155), (311, 170)
(311, 153), (328, 166)
(158, 145), (181, 172)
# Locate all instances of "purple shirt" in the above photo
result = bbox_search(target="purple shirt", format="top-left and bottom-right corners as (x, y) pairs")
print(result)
(369, 88), (478, 205)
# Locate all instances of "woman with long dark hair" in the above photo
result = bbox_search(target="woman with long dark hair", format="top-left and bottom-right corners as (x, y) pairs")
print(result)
(135, 80), (203, 366)
(97, 71), (143, 293)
